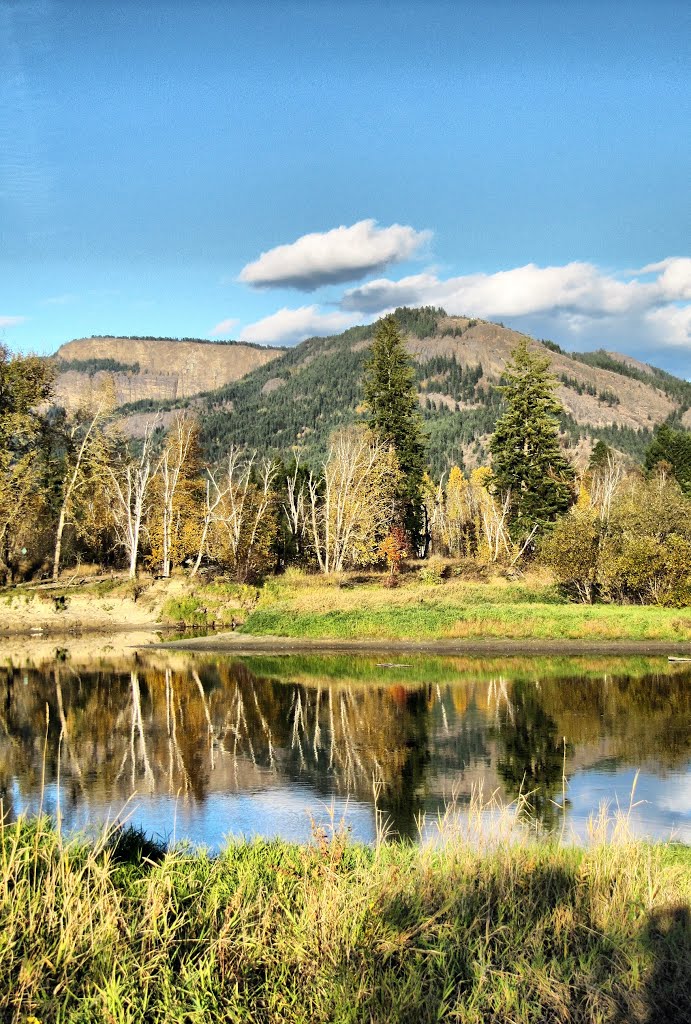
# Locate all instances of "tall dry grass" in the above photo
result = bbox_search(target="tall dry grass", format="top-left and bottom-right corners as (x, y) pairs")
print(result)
(1, 798), (689, 1023)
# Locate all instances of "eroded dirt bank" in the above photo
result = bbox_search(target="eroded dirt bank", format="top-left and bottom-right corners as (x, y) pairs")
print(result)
(1, 582), (162, 633)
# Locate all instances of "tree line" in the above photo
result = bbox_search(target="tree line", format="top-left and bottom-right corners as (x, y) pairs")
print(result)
(1, 321), (690, 605)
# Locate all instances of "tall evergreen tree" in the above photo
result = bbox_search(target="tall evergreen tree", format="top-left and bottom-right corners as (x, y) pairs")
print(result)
(588, 439), (612, 472)
(363, 315), (427, 543)
(489, 338), (575, 539)
(644, 423), (691, 493)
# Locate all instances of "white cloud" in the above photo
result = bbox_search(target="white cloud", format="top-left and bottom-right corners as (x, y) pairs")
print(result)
(339, 257), (691, 352)
(41, 294), (78, 306)
(0, 315), (27, 329)
(209, 317), (240, 337)
(656, 258), (691, 302)
(234, 255), (691, 362)
(644, 305), (691, 347)
(342, 262), (653, 317)
(239, 306), (358, 346)
(657, 775), (691, 816)
(238, 219), (431, 291)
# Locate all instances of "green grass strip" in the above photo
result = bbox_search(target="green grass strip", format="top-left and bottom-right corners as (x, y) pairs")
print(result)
(243, 602), (691, 641)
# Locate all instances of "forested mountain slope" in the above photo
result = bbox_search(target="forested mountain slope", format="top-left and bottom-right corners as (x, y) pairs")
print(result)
(56, 310), (691, 474)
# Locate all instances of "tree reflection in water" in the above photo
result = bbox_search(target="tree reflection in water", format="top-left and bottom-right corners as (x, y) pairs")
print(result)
(0, 655), (689, 843)
(494, 679), (571, 830)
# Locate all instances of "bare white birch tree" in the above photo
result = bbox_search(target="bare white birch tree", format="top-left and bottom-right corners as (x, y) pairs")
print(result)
(308, 428), (399, 574)
(283, 452), (307, 556)
(209, 446), (278, 581)
(107, 422), (157, 578)
(478, 487), (513, 562)
(590, 452), (625, 523)
(191, 470), (227, 577)
(156, 414), (197, 578)
(52, 387), (113, 582)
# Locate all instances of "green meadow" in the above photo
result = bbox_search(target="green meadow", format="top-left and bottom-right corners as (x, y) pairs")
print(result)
(240, 574), (691, 643)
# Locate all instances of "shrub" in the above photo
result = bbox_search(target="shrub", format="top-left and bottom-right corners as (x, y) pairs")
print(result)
(418, 557), (447, 585)
(600, 534), (691, 607)
(542, 475), (691, 607)
(541, 504), (601, 603)
(452, 558), (490, 582)
(161, 595), (207, 625)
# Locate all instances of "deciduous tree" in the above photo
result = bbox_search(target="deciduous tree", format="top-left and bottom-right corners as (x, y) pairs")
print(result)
(52, 383), (114, 581)
(543, 472), (691, 606)
(205, 446), (278, 582)
(0, 346), (54, 582)
(107, 422), (157, 578)
(149, 414), (203, 578)
(541, 488), (601, 602)
(308, 427), (400, 573)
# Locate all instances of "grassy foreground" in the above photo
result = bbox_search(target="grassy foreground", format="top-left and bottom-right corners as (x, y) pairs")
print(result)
(242, 572), (691, 643)
(1, 819), (690, 1023)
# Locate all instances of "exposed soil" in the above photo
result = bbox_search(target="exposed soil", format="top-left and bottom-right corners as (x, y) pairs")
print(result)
(0, 584), (164, 634)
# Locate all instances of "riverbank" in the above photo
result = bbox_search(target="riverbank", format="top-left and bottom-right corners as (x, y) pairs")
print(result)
(0, 626), (169, 666)
(240, 571), (691, 643)
(1, 817), (689, 1024)
(154, 632), (691, 656)
(2, 569), (690, 646)
(0, 574), (248, 636)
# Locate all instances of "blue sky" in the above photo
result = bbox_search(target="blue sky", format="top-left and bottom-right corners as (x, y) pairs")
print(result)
(1, 0), (690, 374)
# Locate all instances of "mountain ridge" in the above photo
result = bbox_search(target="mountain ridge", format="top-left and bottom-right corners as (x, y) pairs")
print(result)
(49, 310), (691, 473)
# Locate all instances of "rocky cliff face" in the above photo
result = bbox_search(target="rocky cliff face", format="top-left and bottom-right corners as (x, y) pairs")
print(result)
(52, 336), (284, 410)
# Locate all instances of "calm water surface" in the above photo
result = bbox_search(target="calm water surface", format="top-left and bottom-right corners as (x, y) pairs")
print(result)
(1, 652), (689, 847)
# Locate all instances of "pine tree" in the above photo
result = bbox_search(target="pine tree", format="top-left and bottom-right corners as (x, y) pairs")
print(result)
(489, 338), (575, 538)
(588, 439), (612, 472)
(363, 315), (427, 543)
(644, 423), (691, 493)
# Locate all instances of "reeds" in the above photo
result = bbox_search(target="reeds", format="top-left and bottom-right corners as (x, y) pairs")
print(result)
(1, 804), (689, 1023)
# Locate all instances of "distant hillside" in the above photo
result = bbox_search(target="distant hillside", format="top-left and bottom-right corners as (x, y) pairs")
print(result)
(51, 335), (285, 410)
(110, 308), (689, 474)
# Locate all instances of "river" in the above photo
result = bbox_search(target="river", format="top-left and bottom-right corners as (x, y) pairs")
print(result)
(1, 651), (689, 847)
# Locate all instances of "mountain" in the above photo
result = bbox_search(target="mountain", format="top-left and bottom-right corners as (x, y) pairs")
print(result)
(52, 311), (691, 474)
(52, 335), (285, 411)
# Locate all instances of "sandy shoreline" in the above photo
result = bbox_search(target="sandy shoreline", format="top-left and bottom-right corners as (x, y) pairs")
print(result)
(0, 626), (167, 666)
(150, 631), (691, 656)
(2, 625), (691, 664)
